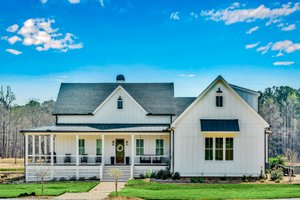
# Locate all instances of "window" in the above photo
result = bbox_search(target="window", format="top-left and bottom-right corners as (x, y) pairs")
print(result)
(156, 139), (164, 155)
(215, 138), (223, 160)
(79, 139), (85, 155)
(216, 96), (223, 107)
(96, 139), (102, 155)
(225, 138), (234, 160)
(136, 139), (144, 155)
(117, 96), (123, 109)
(216, 87), (223, 107)
(205, 138), (213, 160)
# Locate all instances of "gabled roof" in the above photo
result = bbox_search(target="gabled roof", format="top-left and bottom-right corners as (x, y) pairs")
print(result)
(172, 75), (269, 127)
(53, 83), (175, 115)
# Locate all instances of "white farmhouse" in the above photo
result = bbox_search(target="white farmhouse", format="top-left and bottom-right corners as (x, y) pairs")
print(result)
(22, 75), (270, 182)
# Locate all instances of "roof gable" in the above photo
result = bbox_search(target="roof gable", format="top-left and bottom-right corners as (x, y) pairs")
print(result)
(53, 82), (175, 115)
(172, 75), (269, 127)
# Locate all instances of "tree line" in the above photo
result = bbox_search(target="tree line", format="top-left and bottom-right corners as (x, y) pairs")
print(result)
(0, 85), (299, 161)
(0, 86), (55, 159)
(259, 86), (300, 160)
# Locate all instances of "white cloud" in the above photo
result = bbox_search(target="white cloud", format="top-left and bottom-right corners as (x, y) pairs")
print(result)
(7, 35), (22, 44)
(256, 42), (273, 54)
(99, 0), (104, 7)
(273, 61), (294, 66)
(4, 18), (83, 53)
(68, 0), (80, 4)
(272, 40), (300, 53)
(170, 11), (180, 20)
(40, 0), (48, 3)
(281, 24), (296, 31)
(245, 42), (260, 49)
(179, 74), (196, 78)
(200, 2), (300, 25)
(6, 24), (19, 32)
(6, 49), (22, 55)
(246, 26), (259, 34)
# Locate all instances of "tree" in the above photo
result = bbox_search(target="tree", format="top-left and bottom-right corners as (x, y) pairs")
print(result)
(109, 168), (123, 197)
(34, 165), (49, 197)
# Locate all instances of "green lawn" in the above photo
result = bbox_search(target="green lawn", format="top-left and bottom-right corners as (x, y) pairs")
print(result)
(113, 180), (300, 199)
(0, 181), (98, 198)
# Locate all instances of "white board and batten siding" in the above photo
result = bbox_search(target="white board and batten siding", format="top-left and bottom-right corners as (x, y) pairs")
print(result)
(173, 80), (268, 177)
(57, 87), (170, 124)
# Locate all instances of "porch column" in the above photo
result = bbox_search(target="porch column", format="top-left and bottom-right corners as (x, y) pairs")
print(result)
(25, 135), (28, 166)
(130, 134), (134, 179)
(38, 135), (42, 160)
(76, 135), (79, 166)
(50, 134), (54, 166)
(44, 136), (47, 155)
(100, 134), (105, 180)
(32, 135), (35, 163)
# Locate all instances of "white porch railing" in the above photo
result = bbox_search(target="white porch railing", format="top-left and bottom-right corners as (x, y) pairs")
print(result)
(134, 155), (170, 165)
(27, 154), (103, 166)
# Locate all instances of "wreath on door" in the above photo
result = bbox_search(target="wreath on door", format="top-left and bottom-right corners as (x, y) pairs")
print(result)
(116, 144), (124, 152)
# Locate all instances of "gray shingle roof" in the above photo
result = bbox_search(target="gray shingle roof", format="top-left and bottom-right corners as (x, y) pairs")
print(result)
(174, 97), (197, 116)
(53, 83), (175, 115)
(21, 124), (169, 132)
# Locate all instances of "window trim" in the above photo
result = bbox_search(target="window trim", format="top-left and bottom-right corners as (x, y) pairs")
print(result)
(79, 139), (85, 155)
(117, 96), (123, 109)
(96, 139), (102, 155)
(204, 137), (234, 162)
(216, 96), (223, 107)
(155, 139), (164, 156)
(136, 139), (144, 156)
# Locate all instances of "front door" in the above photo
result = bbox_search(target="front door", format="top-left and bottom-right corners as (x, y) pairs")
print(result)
(115, 139), (125, 164)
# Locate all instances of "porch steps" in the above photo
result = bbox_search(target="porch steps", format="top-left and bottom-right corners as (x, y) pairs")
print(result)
(102, 165), (131, 182)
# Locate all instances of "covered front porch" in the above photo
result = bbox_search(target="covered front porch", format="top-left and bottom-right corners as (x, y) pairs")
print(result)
(23, 125), (171, 182)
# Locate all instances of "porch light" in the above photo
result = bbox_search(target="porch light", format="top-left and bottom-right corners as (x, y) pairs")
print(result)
(216, 87), (223, 94)
(112, 140), (115, 146)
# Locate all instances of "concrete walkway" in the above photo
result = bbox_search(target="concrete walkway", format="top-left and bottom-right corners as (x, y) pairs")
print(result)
(54, 182), (125, 200)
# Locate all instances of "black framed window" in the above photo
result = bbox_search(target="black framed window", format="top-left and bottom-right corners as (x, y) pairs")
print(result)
(117, 96), (123, 109)
(205, 138), (213, 160)
(216, 96), (223, 107)
(215, 138), (223, 160)
(225, 138), (234, 161)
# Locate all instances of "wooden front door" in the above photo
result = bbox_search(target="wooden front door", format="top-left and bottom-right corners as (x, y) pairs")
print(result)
(115, 139), (125, 164)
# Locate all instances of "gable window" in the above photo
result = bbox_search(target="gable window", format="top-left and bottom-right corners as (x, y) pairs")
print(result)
(96, 139), (102, 155)
(205, 138), (213, 160)
(216, 87), (223, 107)
(156, 139), (164, 155)
(136, 139), (144, 155)
(215, 138), (223, 161)
(79, 139), (85, 155)
(225, 138), (234, 160)
(117, 96), (123, 109)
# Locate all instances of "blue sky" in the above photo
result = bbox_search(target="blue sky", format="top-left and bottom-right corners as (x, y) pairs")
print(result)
(1, 0), (300, 104)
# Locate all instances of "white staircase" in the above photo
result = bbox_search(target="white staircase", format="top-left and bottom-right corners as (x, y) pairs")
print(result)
(102, 165), (131, 182)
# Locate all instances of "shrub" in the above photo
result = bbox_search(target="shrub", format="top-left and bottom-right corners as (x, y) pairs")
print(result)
(145, 170), (152, 178)
(139, 174), (145, 179)
(258, 167), (266, 181)
(51, 177), (57, 182)
(69, 176), (77, 181)
(220, 176), (227, 181)
(88, 176), (98, 180)
(78, 177), (86, 181)
(270, 168), (283, 182)
(171, 172), (181, 180)
(269, 155), (286, 169)
(190, 177), (205, 183)
(59, 177), (66, 181)
(242, 175), (252, 182)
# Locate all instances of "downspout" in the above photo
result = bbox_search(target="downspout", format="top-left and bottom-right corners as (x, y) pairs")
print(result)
(55, 115), (58, 125)
(264, 126), (272, 173)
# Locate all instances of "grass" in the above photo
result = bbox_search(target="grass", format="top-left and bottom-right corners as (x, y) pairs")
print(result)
(0, 168), (24, 172)
(113, 180), (300, 199)
(0, 181), (98, 198)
